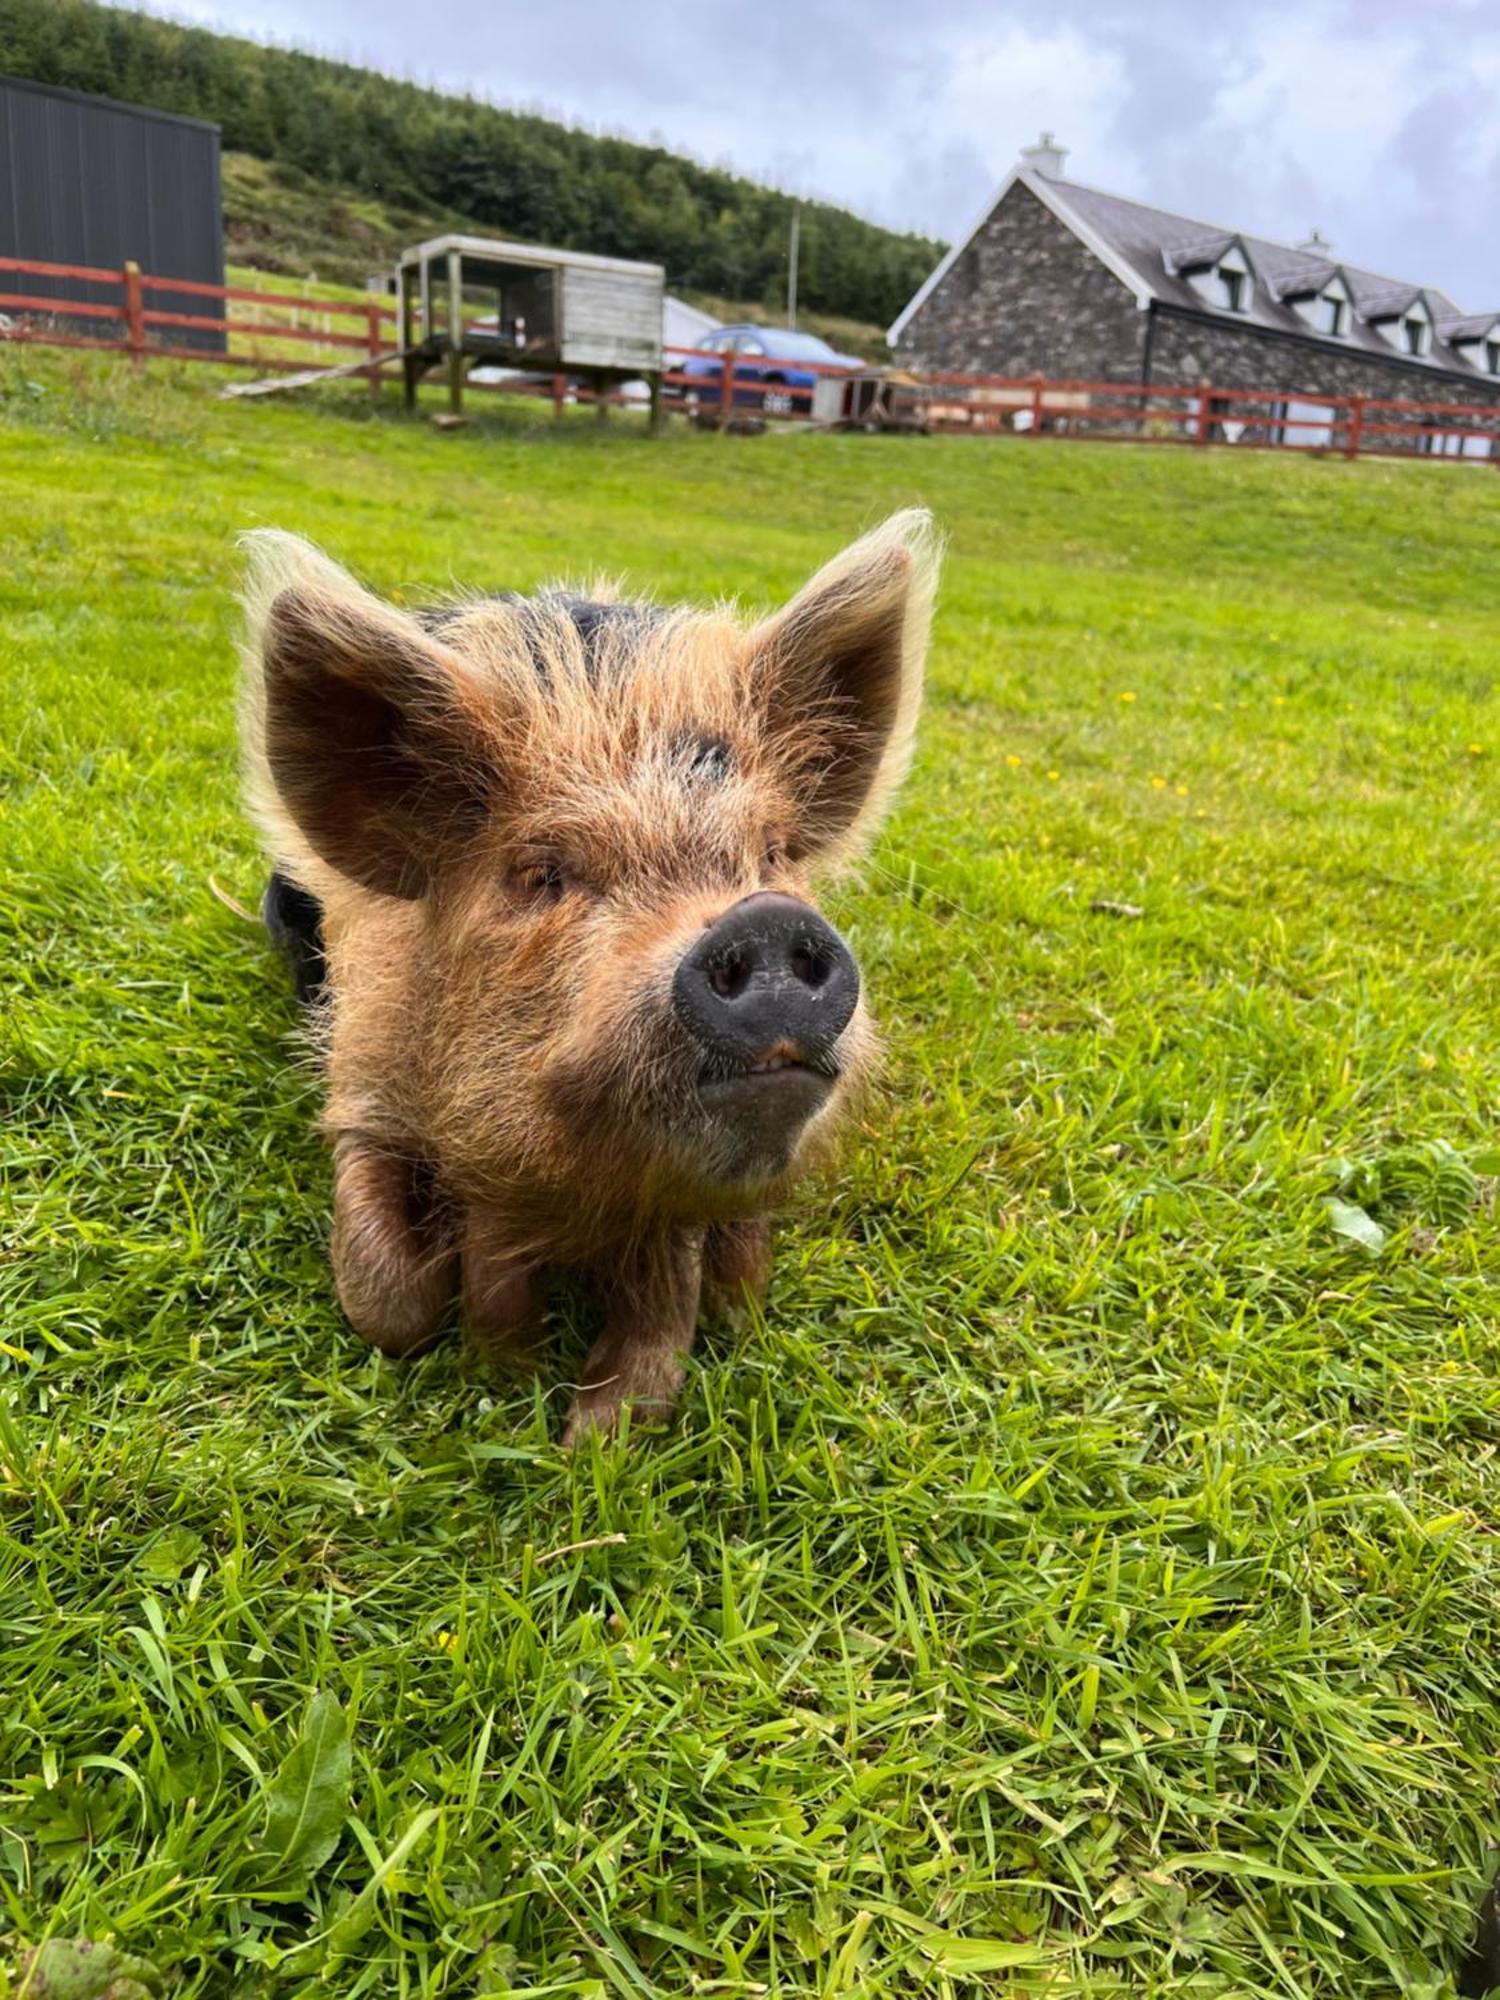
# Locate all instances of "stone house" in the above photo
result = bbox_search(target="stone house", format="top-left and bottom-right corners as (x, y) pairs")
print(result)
(889, 137), (1500, 435)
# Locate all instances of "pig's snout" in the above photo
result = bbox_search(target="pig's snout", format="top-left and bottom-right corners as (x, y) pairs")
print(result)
(673, 893), (859, 1076)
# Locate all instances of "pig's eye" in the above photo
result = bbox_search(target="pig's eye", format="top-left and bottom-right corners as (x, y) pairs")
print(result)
(763, 838), (787, 872)
(512, 861), (569, 904)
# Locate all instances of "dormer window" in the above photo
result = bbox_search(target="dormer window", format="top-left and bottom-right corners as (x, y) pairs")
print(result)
(1186, 254), (1250, 314)
(1285, 266), (1351, 340)
(1438, 316), (1500, 371)
(1372, 294), (1433, 358)
(1172, 233), (1255, 316)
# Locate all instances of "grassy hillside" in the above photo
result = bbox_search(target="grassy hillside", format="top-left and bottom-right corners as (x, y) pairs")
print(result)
(223, 154), (889, 357)
(223, 150), (474, 289)
(2, 354), (1499, 1996)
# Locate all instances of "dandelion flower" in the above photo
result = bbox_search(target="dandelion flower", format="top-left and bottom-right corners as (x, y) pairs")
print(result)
(1150, 776), (1167, 790)
(1120, 691), (1136, 703)
(1006, 753), (1023, 768)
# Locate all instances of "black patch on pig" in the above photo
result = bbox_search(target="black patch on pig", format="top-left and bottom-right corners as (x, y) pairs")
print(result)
(1460, 1868), (1500, 1997)
(556, 597), (665, 656)
(419, 595), (664, 678)
(683, 734), (733, 783)
(263, 870), (327, 1007)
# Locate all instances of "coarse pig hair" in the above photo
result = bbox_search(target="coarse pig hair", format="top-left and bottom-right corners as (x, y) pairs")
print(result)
(238, 508), (940, 1439)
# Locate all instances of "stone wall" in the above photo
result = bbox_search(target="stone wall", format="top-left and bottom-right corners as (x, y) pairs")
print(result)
(893, 182), (1147, 381)
(1146, 306), (1500, 412)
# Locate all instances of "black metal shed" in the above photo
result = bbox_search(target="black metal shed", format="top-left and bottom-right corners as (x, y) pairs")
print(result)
(0, 75), (224, 349)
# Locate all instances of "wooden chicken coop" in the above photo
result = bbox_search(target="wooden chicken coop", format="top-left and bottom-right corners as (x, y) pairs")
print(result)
(396, 235), (665, 420)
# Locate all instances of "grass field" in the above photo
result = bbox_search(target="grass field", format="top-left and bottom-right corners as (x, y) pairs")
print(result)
(2, 352), (1499, 1998)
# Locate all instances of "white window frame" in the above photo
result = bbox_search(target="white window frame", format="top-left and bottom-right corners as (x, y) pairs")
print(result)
(1377, 301), (1433, 359)
(1294, 279), (1349, 338)
(1402, 312), (1430, 358)
(1319, 286), (1348, 337)
(1187, 255), (1250, 315)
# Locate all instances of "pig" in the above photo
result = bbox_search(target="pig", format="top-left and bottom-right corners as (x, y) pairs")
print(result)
(239, 509), (940, 1443)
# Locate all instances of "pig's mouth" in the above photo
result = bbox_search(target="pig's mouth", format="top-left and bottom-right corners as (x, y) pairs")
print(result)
(696, 1041), (840, 1092)
(693, 1043), (840, 1179)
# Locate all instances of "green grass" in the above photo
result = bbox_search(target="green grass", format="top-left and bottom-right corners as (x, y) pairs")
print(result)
(2, 350), (1499, 1999)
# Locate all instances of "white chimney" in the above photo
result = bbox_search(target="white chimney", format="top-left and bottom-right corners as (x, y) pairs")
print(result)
(1297, 228), (1334, 257)
(1020, 132), (1068, 179)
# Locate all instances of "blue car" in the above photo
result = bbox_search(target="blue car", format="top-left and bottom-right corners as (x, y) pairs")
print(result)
(673, 324), (862, 418)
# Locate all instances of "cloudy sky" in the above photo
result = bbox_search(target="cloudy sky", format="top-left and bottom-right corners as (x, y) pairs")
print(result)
(136, 0), (1497, 306)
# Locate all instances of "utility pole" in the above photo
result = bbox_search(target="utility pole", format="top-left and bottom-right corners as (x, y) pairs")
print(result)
(787, 204), (800, 329)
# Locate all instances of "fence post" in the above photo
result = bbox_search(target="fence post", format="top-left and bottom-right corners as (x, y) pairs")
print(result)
(719, 348), (736, 425)
(1029, 374), (1044, 436)
(1345, 396), (1364, 460)
(552, 371), (567, 420)
(1196, 384), (1213, 445)
(123, 260), (145, 369)
(365, 297), (382, 397)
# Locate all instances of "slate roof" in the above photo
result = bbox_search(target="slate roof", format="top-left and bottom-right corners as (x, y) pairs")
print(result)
(1269, 259), (1338, 302)
(1439, 311), (1500, 343)
(890, 166), (1499, 383)
(1161, 229), (1240, 276)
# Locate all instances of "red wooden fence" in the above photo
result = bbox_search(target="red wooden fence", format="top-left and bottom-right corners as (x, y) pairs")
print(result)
(0, 255), (396, 378)
(4, 253), (1498, 462)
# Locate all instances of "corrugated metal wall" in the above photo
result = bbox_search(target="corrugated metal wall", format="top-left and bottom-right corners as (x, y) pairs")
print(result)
(0, 75), (224, 349)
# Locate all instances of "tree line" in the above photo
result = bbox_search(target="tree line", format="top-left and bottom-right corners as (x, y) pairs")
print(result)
(0, 0), (944, 326)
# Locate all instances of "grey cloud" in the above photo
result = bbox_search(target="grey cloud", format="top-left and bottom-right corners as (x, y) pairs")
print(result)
(140, 0), (1500, 306)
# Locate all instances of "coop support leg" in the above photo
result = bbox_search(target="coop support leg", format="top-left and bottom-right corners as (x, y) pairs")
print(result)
(446, 248), (464, 417)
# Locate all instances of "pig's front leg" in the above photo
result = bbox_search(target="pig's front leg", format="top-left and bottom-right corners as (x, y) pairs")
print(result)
(330, 1132), (458, 1357)
(563, 1227), (704, 1446)
(462, 1210), (545, 1369)
(702, 1217), (772, 1318)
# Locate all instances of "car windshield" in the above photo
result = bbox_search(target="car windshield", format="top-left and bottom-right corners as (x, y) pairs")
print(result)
(759, 330), (839, 359)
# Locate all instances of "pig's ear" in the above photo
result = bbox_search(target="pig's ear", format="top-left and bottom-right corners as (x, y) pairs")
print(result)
(240, 532), (497, 899)
(750, 508), (940, 870)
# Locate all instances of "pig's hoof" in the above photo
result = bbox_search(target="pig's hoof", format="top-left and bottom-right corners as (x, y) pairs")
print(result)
(354, 1316), (451, 1361)
(702, 1221), (771, 1320)
(468, 1328), (546, 1378)
(562, 1352), (685, 1448)
(461, 1252), (544, 1373)
(700, 1275), (759, 1326)
(562, 1393), (676, 1449)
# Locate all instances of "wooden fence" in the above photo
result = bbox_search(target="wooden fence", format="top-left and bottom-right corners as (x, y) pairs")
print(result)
(4, 253), (1498, 462)
(0, 253), (393, 376)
